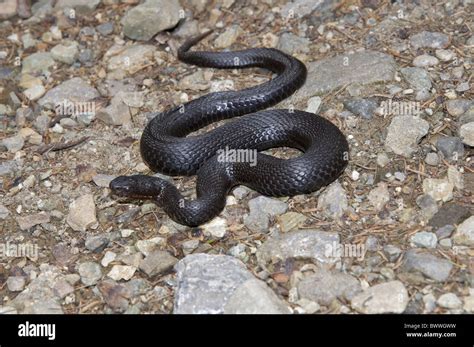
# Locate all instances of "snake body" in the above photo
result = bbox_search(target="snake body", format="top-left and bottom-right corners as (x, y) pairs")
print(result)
(110, 31), (349, 227)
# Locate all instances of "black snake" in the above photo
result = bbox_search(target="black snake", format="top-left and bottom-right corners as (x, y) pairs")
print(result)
(110, 31), (349, 227)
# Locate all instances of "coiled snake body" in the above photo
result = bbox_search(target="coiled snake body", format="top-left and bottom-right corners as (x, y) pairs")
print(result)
(110, 32), (349, 227)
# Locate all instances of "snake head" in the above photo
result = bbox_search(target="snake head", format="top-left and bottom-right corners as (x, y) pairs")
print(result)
(109, 175), (164, 200)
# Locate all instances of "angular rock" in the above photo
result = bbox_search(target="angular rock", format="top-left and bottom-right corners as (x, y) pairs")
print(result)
(201, 217), (227, 239)
(446, 99), (472, 117)
(385, 116), (429, 157)
(400, 67), (432, 91)
(24, 85), (46, 101)
(107, 265), (136, 281)
(7, 276), (26, 292)
(422, 178), (453, 202)
(410, 231), (437, 249)
(139, 250), (178, 277)
(317, 181), (348, 219)
(244, 196), (288, 232)
(277, 32), (310, 54)
(214, 25), (241, 48)
(2, 135), (24, 153)
(436, 137), (465, 161)
(51, 40), (79, 64)
(174, 254), (254, 314)
(78, 262), (102, 286)
(66, 194), (98, 232)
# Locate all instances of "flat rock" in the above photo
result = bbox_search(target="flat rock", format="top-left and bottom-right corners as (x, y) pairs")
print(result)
(224, 279), (291, 314)
(410, 231), (437, 249)
(51, 40), (79, 64)
(244, 196), (288, 232)
(297, 268), (361, 306)
(107, 45), (157, 75)
(428, 203), (471, 229)
(437, 293), (462, 309)
(409, 31), (450, 49)
(21, 52), (55, 74)
(279, 51), (396, 106)
(400, 67), (432, 91)
(121, 0), (183, 41)
(107, 265), (136, 281)
(55, 0), (101, 14)
(256, 229), (340, 267)
(402, 250), (453, 282)
(446, 99), (472, 117)
(16, 212), (50, 230)
(38, 77), (99, 109)
(351, 281), (409, 314)
(343, 98), (378, 119)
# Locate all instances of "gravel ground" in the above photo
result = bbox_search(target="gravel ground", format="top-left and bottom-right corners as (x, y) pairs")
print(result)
(0, 0), (473, 314)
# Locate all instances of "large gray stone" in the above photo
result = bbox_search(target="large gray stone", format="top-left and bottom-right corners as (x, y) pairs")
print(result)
(297, 268), (361, 306)
(174, 254), (253, 314)
(280, 51), (396, 106)
(257, 229), (341, 267)
(402, 250), (453, 282)
(121, 0), (183, 41)
(38, 77), (99, 109)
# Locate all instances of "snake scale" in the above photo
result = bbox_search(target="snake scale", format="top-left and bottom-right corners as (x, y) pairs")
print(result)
(110, 31), (349, 227)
